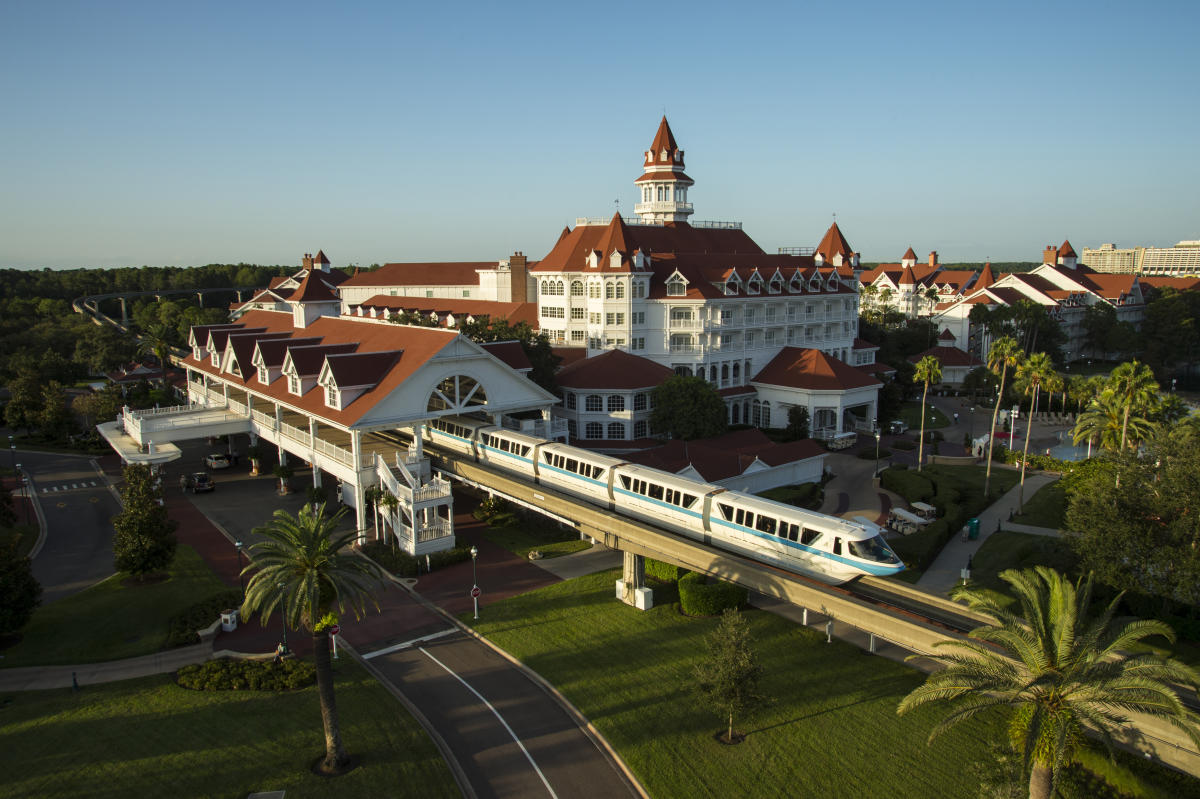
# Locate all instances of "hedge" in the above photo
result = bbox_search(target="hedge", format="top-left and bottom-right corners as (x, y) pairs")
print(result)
(880, 468), (935, 503)
(857, 448), (891, 460)
(166, 589), (243, 648)
(176, 657), (316, 691)
(678, 571), (748, 616)
(888, 519), (953, 572)
(645, 558), (686, 583)
(360, 542), (473, 578)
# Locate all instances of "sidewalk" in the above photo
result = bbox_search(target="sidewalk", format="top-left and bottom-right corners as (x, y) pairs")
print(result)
(0, 642), (212, 691)
(916, 471), (1059, 594)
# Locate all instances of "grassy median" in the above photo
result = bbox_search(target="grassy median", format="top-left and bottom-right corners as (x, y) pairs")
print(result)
(0, 657), (457, 799)
(469, 569), (1005, 798)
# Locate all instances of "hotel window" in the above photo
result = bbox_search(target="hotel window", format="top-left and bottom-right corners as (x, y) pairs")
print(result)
(605, 283), (615, 299)
(257, 366), (269, 383)
(463, 290), (470, 297)
(721, 308), (734, 321)
(586, 422), (603, 439)
(589, 312), (601, 324)
(634, 420), (648, 438)
(571, 280), (584, 296)
(288, 374), (301, 394)
(632, 281), (646, 298)
(586, 395), (603, 412)
(571, 330), (585, 341)
(608, 395), (625, 412)
(720, 333), (733, 347)
(615, 283), (625, 299)
(543, 307), (565, 318)
(589, 283), (601, 298)
(765, 330), (775, 345)
(666, 278), (686, 296)
(607, 422), (625, 440)
(632, 337), (645, 350)
(566, 393), (576, 409)
(567, 419), (577, 438)
(571, 307), (585, 320)
(634, 393), (648, 411)
(426, 290), (433, 298)
(632, 311), (645, 324)
(326, 386), (338, 407)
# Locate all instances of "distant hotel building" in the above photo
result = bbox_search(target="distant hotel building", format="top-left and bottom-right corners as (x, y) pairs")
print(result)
(1081, 241), (1200, 276)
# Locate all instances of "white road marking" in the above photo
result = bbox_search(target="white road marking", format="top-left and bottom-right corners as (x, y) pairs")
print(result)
(363, 627), (457, 659)
(420, 645), (558, 799)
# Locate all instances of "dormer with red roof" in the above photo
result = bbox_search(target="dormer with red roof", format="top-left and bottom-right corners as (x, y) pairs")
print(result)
(1057, 240), (1078, 269)
(633, 117), (695, 223)
(901, 247), (917, 267)
(290, 268), (342, 329)
(814, 222), (857, 268)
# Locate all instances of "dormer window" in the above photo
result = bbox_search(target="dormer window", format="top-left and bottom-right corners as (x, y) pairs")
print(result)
(210, 351), (219, 367)
(769, 278), (782, 294)
(288, 374), (301, 395)
(666, 277), (686, 297)
(258, 366), (269, 384)
(326, 385), (339, 409)
(724, 282), (738, 296)
(747, 278), (762, 295)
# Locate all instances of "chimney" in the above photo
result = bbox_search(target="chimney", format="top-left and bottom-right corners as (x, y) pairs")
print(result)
(509, 252), (528, 304)
(928, 251), (938, 267)
(302, 253), (313, 270)
(1042, 246), (1056, 265)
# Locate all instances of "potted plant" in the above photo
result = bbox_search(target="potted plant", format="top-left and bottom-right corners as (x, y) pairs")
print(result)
(273, 464), (294, 495)
(306, 485), (328, 512)
(246, 444), (264, 476)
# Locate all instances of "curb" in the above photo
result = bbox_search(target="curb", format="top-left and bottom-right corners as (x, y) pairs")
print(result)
(355, 549), (650, 799)
(21, 465), (50, 560)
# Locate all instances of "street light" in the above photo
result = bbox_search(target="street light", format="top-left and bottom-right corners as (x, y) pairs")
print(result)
(470, 545), (479, 621)
(874, 429), (882, 477)
(278, 581), (289, 655)
(8, 435), (14, 472)
(235, 541), (244, 600)
(16, 464), (29, 526)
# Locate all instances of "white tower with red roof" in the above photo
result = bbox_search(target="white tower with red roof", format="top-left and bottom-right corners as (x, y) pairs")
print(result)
(633, 117), (694, 223)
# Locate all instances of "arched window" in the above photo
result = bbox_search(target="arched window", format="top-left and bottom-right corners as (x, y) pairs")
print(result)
(634, 393), (648, 411)
(566, 393), (576, 410)
(761, 402), (771, 428)
(607, 422), (625, 439)
(721, 364), (729, 381)
(751, 401), (761, 427)
(608, 395), (625, 412)
(732, 404), (740, 424)
(710, 365), (718, 382)
(634, 420), (647, 438)
(666, 278), (686, 297)
(615, 283), (625, 299)
(585, 395), (603, 412)
(426, 374), (487, 412)
(732, 363), (740, 382)
(571, 280), (584, 296)
(586, 422), (603, 439)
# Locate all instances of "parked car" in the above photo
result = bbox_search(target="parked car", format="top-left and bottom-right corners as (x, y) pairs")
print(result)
(889, 420), (909, 435)
(191, 472), (214, 493)
(204, 453), (231, 469)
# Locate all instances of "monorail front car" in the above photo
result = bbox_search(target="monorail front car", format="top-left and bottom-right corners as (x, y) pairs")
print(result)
(424, 416), (904, 584)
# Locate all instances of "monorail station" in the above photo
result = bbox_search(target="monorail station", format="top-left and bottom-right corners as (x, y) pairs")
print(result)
(99, 269), (560, 555)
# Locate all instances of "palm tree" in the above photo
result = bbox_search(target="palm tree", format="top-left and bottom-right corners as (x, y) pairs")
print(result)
(1014, 353), (1061, 509)
(1071, 390), (1141, 456)
(240, 504), (387, 773)
(378, 491), (401, 553)
(898, 567), (1200, 799)
(1108, 360), (1158, 451)
(913, 355), (942, 472)
(984, 336), (1023, 497)
(137, 322), (175, 388)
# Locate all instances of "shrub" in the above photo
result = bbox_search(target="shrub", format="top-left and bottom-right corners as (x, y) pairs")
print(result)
(892, 439), (916, 451)
(678, 571), (748, 616)
(360, 541), (472, 577)
(857, 448), (891, 460)
(166, 589), (243, 648)
(646, 558), (686, 583)
(176, 657), (315, 691)
(880, 468), (935, 503)
(888, 519), (953, 572)
(756, 483), (822, 510)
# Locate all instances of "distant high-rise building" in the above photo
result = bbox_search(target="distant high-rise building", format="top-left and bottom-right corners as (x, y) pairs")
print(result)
(1081, 241), (1200, 275)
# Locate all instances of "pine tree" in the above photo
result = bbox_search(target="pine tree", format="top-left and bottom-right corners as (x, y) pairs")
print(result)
(694, 608), (765, 743)
(111, 463), (178, 578)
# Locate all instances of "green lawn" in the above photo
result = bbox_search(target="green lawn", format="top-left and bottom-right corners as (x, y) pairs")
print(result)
(0, 544), (228, 667)
(0, 658), (458, 799)
(965, 531), (1080, 610)
(1011, 480), (1066, 529)
(899, 401), (950, 431)
(468, 570), (1006, 798)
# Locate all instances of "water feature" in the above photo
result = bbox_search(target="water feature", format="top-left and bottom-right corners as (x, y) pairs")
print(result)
(1047, 429), (1089, 462)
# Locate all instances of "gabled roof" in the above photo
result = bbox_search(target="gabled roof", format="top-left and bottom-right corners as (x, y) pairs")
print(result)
(290, 268), (340, 303)
(938, 328), (957, 341)
(555, 349), (673, 390)
(314, 249), (330, 265)
(753, 347), (881, 391)
(284, 343), (357, 377)
(815, 222), (854, 263)
(341, 261), (497, 288)
(852, 337), (879, 351)
(323, 350), (402, 389)
(596, 213), (633, 268)
(898, 266), (916, 286)
(902, 247), (917, 261)
(907, 346), (984, 369)
(351, 295), (538, 326)
(253, 336), (322, 369)
(1058, 239), (1076, 258)
(480, 341), (532, 372)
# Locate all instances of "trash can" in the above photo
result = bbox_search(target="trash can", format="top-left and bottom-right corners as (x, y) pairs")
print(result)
(967, 518), (980, 540)
(220, 609), (238, 633)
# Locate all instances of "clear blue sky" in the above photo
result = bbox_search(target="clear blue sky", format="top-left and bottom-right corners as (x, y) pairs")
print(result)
(2, 0), (1197, 269)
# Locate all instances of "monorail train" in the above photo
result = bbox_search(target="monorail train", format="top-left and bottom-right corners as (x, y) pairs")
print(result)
(423, 416), (904, 584)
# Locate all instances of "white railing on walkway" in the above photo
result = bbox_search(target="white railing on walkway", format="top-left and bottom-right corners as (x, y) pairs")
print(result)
(251, 408), (276, 428)
(416, 520), (453, 542)
(278, 421), (312, 448)
(128, 403), (204, 419)
(312, 436), (354, 467)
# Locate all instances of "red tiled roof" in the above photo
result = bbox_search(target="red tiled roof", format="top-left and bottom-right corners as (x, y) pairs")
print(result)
(555, 349), (673, 390)
(551, 347), (588, 369)
(182, 310), (463, 427)
(902, 247), (917, 261)
(907, 345), (983, 368)
(285, 343), (357, 376)
(852, 337), (879, 351)
(634, 170), (694, 184)
(225, 331), (292, 376)
(624, 428), (824, 482)
(1058, 239), (1076, 258)
(898, 266), (916, 286)
(480, 341), (532, 372)
(644, 116), (684, 170)
(253, 336), (322, 369)
(353, 295), (538, 327)
(754, 348), (882, 391)
(342, 262), (496, 288)
(938, 328), (956, 341)
(815, 222), (853, 262)
(325, 350), (402, 389)
(1139, 276), (1200, 292)
(975, 263), (995, 290)
(290, 268), (339, 303)
(314, 249), (330, 264)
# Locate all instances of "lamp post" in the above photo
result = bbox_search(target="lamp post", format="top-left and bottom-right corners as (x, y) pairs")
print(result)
(278, 581), (289, 655)
(8, 435), (14, 472)
(16, 464), (29, 526)
(470, 545), (479, 621)
(874, 430), (882, 478)
(235, 541), (244, 600)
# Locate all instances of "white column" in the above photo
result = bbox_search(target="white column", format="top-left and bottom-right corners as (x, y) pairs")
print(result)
(410, 423), (424, 460)
(350, 430), (367, 540)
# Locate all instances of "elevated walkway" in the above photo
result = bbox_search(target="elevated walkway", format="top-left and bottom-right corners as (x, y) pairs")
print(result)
(96, 421), (183, 466)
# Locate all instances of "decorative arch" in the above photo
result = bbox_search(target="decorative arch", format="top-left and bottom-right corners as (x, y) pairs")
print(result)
(426, 373), (488, 413)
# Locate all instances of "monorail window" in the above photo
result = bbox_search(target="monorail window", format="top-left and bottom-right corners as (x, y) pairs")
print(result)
(849, 536), (895, 563)
(800, 528), (822, 546)
(735, 508), (751, 527)
(648, 483), (664, 501)
(783, 523), (800, 542)
(717, 503), (734, 521)
(755, 515), (777, 535)
(833, 537), (842, 556)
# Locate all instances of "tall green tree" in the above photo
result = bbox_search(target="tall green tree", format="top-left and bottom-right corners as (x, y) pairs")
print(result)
(650, 375), (728, 440)
(0, 540), (42, 637)
(111, 463), (178, 578)
(984, 337), (1023, 497)
(1013, 353), (1061, 509)
(38, 380), (74, 439)
(137, 322), (175, 387)
(898, 567), (1200, 799)
(1107, 360), (1159, 452)
(459, 318), (560, 393)
(693, 608), (765, 744)
(240, 504), (387, 773)
(913, 355), (942, 471)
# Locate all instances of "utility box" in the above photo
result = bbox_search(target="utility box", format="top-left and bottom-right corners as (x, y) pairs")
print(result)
(967, 518), (980, 540)
(220, 609), (238, 633)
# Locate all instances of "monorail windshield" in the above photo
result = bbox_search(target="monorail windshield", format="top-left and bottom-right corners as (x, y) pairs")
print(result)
(848, 535), (901, 563)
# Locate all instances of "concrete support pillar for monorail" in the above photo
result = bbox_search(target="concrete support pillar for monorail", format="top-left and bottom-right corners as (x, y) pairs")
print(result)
(616, 551), (653, 610)
(118, 297), (128, 325)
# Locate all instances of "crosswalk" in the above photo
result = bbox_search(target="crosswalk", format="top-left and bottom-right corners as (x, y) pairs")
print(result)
(39, 481), (101, 493)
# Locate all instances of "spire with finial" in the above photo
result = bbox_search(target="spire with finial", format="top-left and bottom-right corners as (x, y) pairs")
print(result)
(634, 116), (694, 223)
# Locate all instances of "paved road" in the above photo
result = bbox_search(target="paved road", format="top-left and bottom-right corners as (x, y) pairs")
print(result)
(19, 450), (122, 603)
